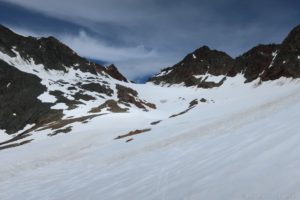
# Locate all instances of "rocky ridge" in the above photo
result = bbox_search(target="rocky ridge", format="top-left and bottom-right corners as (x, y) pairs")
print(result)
(149, 25), (300, 87)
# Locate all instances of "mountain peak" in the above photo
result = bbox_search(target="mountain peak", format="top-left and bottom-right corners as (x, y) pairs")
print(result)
(195, 45), (210, 52)
(0, 24), (15, 34)
(149, 46), (236, 87)
(106, 64), (128, 82)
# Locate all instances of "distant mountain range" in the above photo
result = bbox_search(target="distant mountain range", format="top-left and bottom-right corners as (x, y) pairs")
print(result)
(149, 25), (300, 87)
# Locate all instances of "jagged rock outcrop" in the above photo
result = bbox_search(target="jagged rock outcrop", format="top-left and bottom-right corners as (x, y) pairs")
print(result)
(106, 64), (128, 82)
(116, 84), (156, 110)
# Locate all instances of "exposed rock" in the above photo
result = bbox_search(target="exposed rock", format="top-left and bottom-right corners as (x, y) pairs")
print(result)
(197, 77), (227, 88)
(73, 92), (96, 101)
(169, 99), (200, 118)
(149, 46), (236, 87)
(150, 120), (162, 125)
(0, 60), (63, 134)
(236, 44), (280, 82)
(106, 64), (128, 82)
(169, 108), (192, 118)
(0, 25), (104, 74)
(261, 25), (300, 80)
(200, 98), (207, 103)
(0, 132), (31, 146)
(38, 114), (102, 131)
(0, 139), (33, 151)
(50, 90), (82, 109)
(89, 100), (128, 113)
(81, 83), (113, 96)
(114, 128), (151, 140)
(48, 126), (73, 136)
(116, 84), (156, 110)
(189, 99), (199, 107)
(126, 138), (134, 143)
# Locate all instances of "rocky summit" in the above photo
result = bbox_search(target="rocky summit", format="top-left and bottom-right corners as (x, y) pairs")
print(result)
(149, 25), (300, 88)
(149, 46), (236, 88)
(106, 64), (128, 82)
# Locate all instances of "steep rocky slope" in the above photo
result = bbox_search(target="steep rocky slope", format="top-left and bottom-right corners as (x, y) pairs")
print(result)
(261, 25), (300, 80)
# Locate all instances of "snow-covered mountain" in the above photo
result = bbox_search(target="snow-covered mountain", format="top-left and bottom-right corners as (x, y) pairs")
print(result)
(1, 24), (300, 200)
(0, 25), (155, 142)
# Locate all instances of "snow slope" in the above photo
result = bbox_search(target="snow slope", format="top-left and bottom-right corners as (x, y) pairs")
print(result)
(1, 77), (300, 200)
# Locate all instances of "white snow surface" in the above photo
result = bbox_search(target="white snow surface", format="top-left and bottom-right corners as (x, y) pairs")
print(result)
(1, 71), (300, 200)
(0, 129), (11, 142)
(194, 74), (226, 83)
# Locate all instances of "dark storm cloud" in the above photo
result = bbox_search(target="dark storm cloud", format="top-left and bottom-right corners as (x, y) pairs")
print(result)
(0, 0), (299, 80)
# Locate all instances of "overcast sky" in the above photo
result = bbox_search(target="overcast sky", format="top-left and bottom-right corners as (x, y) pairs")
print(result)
(0, 0), (299, 81)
